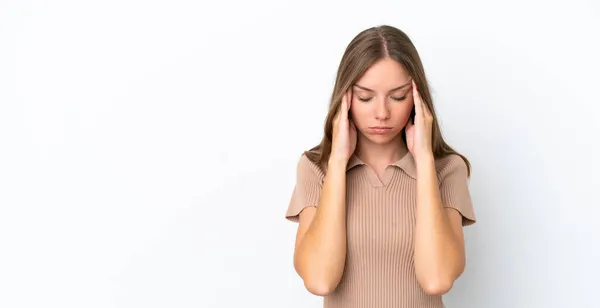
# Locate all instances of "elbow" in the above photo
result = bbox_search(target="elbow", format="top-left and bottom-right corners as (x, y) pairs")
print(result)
(419, 277), (454, 296)
(416, 256), (464, 295)
(303, 279), (338, 296)
(294, 264), (340, 296)
(294, 254), (342, 296)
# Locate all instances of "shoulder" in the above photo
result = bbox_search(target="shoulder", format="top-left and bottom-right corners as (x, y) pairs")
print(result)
(295, 148), (326, 183)
(434, 153), (469, 180)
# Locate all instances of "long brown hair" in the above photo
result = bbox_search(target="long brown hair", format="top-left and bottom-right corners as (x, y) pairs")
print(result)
(305, 25), (471, 176)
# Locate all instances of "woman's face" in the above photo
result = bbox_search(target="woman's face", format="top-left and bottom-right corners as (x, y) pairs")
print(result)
(350, 58), (414, 145)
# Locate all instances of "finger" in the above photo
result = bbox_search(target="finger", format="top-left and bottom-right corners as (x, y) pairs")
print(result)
(422, 101), (432, 118)
(405, 115), (413, 130)
(411, 79), (418, 97)
(412, 79), (432, 118)
(341, 92), (348, 122)
(334, 93), (346, 122)
(347, 89), (352, 112)
(412, 80), (422, 118)
(333, 103), (341, 126)
(405, 118), (414, 143)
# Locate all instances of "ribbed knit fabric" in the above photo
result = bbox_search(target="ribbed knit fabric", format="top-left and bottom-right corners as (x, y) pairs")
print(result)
(285, 148), (476, 308)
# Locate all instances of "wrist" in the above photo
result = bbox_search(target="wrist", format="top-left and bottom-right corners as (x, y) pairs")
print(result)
(328, 156), (348, 170)
(415, 153), (435, 170)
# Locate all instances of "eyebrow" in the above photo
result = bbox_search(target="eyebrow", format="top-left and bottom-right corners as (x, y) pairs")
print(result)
(353, 80), (412, 93)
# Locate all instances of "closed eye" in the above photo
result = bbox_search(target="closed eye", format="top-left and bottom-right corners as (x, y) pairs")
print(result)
(391, 96), (407, 102)
(357, 95), (407, 102)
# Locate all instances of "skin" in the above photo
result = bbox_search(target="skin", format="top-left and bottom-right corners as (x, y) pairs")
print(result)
(293, 58), (466, 296)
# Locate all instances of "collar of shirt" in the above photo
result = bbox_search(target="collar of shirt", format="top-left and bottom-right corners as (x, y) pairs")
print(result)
(346, 151), (417, 180)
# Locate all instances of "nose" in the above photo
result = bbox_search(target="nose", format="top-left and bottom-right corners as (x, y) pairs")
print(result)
(374, 99), (390, 120)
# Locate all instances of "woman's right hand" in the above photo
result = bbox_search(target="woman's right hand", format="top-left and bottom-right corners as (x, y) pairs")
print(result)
(330, 89), (357, 163)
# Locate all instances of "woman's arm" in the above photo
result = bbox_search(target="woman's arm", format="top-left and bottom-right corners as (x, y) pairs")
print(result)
(413, 155), (466, 295)
(293, 157), (348, 296)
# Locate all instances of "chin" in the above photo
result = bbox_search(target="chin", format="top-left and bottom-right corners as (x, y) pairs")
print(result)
(363, 132), (401, 145)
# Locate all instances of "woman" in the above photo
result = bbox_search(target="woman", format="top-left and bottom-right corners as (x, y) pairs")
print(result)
(284, 25), (476, 308)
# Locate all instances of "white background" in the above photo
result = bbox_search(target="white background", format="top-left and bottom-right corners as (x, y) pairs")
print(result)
(1, 1), (599, 307)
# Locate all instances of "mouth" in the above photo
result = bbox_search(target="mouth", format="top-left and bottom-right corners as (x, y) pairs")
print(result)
(368, 126), (393, 134)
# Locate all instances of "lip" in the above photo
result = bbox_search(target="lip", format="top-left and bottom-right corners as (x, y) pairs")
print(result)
(368, 126), (393, 134)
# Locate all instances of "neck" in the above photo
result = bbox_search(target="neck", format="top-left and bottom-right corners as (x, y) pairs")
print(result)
(355, 133), (409, 167)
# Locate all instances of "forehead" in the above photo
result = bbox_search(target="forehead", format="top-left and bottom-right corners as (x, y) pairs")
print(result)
(356, 58), (410, 90)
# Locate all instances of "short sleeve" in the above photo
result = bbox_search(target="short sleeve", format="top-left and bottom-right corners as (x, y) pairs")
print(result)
(438, 155), (476, 226)
(285, 154), (325, 222)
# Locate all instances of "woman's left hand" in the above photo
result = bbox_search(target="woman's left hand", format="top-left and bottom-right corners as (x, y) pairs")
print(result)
(405, 79), (434, 164)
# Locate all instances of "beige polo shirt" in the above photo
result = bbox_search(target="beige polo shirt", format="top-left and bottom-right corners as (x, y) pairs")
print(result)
(285, 148), (476, 308)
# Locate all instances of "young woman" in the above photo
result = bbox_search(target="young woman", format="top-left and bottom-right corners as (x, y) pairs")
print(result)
(284, 25), (477, 308)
